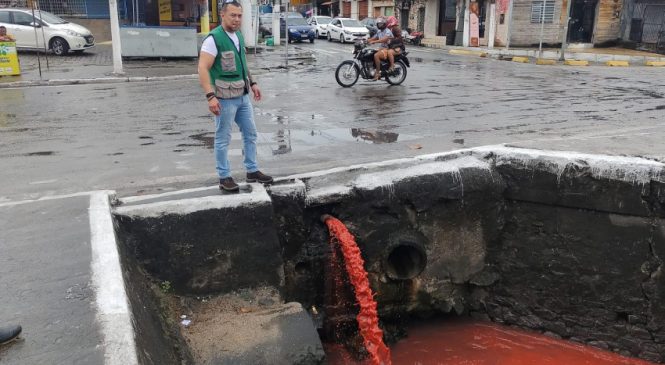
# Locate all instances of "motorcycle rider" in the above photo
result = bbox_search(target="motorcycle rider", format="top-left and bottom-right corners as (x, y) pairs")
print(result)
(372, 26), (405, 81)
(367, 18), (393, 80)
(368, 17), (393, 47)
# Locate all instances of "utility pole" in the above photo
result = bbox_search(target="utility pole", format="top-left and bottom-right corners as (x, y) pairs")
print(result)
(538, 0), (547, 58)
(559, 0), (572, 60)
(201, 0), (210, 34)
(285, 0), (289, 68)
(488, 1), (496, 49)
(109, 0), (124, 75)
(462, 0), (470, 47)
(505, 0), (514, 48)
(272, 0), (281, 44)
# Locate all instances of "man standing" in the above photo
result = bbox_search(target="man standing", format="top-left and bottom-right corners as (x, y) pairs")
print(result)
(198, 0), (273, 192)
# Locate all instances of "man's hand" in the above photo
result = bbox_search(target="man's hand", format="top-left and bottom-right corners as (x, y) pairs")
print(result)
(208, 97), (221, 116)
(251, 84), (262, 102)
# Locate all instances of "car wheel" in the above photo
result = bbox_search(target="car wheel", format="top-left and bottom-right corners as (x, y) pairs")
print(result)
(51, 37), (69, 56)
(340, 34), (345, 44)
(310, 38), (315, 43)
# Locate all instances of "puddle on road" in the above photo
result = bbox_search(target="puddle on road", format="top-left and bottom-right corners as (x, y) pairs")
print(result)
(184, 128), (419, 154)
(23, 151), (55, 156)
(189, 132), (214, 149)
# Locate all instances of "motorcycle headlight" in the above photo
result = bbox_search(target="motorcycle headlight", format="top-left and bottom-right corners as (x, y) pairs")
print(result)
(66, 30), (84, 37)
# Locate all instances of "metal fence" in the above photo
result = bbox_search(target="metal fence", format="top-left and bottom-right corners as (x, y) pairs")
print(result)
(36, 0), (87, 16)
(631, 3), (665, 52)
(0, 0), (109, 18)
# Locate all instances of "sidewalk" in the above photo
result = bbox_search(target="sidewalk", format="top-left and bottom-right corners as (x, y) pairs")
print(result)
(445, 44), (665, 66)
(0, 42), (310, 88)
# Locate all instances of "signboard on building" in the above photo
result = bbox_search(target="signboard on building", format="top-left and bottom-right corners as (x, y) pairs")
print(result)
(159, 0), (172, 21)
(0, 41), (20, 76)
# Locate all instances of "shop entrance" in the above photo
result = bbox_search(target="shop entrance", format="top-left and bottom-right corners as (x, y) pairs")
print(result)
(567, 0), (598, 43)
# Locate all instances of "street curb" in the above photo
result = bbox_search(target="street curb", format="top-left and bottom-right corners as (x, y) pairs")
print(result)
(564, 60), (590, 66)
(449, 49), (487, 57)
(0, 74), (198, 89)
(512, 56), (530, 63)
(445, 45), (665, 67)
(536, 58), (557, 65)
(605, 60), (629, 67)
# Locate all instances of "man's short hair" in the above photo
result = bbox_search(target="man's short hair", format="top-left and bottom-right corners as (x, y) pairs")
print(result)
(220, 0), (241, 12)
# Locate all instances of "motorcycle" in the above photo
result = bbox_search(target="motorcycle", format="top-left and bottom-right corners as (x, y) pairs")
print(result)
(335, 39), (410, 87)
(402, 28), (424, 46)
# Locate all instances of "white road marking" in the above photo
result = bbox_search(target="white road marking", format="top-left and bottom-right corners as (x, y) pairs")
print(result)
(309, 48), (340, 55)
(28, 179), (58, 185)
(89, 191), (139, 365)
(0, 191), (105, 207)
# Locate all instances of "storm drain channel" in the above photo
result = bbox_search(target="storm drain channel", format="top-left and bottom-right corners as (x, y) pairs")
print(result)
(111, 145), (665, 364)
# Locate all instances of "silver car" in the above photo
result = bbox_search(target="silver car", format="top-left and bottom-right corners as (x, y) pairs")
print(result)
(0, 8), (95, 55)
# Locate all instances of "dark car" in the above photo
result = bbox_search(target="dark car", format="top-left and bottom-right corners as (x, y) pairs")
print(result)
(360, 17), (378, 37)
(259, 14), (272, 38)
(280, 17), (315, 43)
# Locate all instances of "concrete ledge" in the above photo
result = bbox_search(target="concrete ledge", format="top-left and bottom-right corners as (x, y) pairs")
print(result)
(114, 184), (284, 294)
(606, 60), (629, 67)
(449, 49), (486, 57)
(512, 56), (530, 63)
(536, 58), (557, 65)
(564, 59), (589, 66)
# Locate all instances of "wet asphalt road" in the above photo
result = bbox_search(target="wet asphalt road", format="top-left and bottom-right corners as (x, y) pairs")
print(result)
(1, 40), (665, 201)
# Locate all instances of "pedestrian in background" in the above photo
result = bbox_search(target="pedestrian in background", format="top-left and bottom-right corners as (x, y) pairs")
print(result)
(197, 0), (273, 192)
(0, 26), (15, 42)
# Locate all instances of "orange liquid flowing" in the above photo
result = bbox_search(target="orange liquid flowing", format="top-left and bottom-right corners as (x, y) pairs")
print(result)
(325, 317), (659, 365)
(323, 216), (392, 365)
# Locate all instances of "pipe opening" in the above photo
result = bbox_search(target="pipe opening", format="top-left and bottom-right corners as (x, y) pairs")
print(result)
(384, 244), (427, 280)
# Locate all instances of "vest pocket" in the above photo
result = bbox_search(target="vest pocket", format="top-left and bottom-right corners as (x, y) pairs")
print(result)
(220, 51), (237, 72)
(214, 79), (247, 99)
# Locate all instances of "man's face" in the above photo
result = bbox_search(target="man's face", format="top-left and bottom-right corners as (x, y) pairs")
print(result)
(221, 4), (242, 32)
(0, 27), (6, 36)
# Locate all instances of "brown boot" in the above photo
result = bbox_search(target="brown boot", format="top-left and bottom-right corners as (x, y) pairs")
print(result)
(246, 170), (273, 184)
(219, 177), (239, 192)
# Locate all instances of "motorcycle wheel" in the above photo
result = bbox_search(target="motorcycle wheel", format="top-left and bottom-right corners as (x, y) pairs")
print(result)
(385, 61), (407, 85)
(335, 61), (360, 87)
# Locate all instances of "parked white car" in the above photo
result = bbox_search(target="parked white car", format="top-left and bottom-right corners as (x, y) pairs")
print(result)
(326, 17), (369, 43)
(307, 16), (332, 39)
(0, 8), (95, 55)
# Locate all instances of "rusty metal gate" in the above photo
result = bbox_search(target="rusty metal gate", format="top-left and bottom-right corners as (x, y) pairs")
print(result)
(631, 3), (665, 53)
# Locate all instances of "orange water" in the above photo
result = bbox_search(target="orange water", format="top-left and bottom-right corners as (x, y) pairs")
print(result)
(324, 318), (658, 365)
(323, 215), (392, 365)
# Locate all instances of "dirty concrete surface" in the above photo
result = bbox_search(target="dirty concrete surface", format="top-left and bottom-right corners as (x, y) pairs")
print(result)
(0, 196), (105, 364)
(1, 41), (665, 203)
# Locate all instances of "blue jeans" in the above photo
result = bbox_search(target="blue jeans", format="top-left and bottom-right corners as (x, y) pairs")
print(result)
(214, 94), (259, 178)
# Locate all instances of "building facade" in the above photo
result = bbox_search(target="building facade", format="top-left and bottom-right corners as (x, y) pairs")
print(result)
(621, 0), (665, 52)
